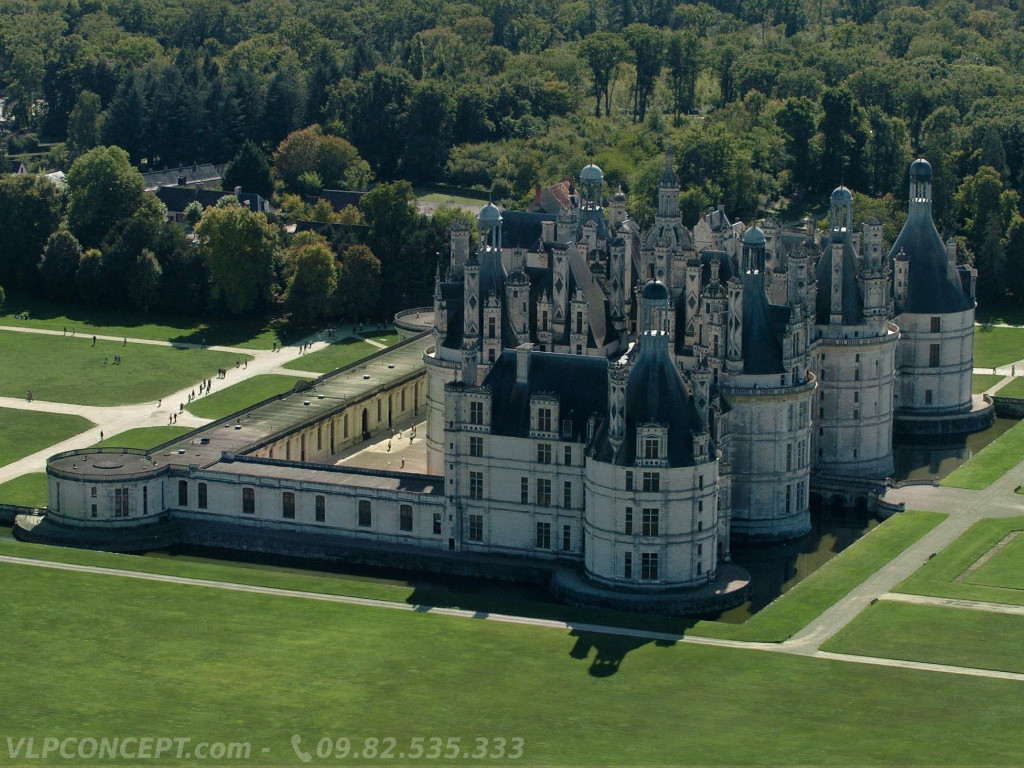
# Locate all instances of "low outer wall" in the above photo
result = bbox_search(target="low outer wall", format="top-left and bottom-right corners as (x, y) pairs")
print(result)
(993, 396), (1024, 419)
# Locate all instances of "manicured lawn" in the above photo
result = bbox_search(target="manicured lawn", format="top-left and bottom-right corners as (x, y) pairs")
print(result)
(822, 601), (1024, 674)
(2, 563), (1024, 765)
(896, 516), (1024, 606)
(972, 373), (1003, 393)
(93, 426), (193, 450)
(0, 473), (47, 507)
(417, 191), (488, 205)
(281, 337), (381, 374)
(998, 376), (1024, 398)
(692, 510), (946, 642)
(0, 291), (301, 349)
(965, 534), (1024, 590)
(0, 408), (95, 467)
(973, 325), (1024, 368)
(0, 330), (248, 406)
(941, 418), (1024, 489)
(362, 330), (401, 347)
(185, 374), (310, 420)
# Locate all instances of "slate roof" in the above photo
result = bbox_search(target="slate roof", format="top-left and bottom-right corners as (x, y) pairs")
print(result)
(155, 185), (272, 215)
(815, 233), (864, 326)
(741, 272), (785, 375)
(502, 210), (555, 250)
(143, 164), (223, 192)
(481, 351), (608, 442)
(888, 208), (972, 315)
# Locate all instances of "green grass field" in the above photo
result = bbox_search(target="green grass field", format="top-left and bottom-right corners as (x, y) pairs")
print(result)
(185, 374), (310, 420)
(0, 291), (303, 349)
(692, 510), (946, 642)
(0, 472), (47, 506)
(93, 426), (194, 450)
(941, 419), (1024, 489)
(896, 516), (1024, 606)
(0, 408), (95, 467)
(997, 376), (1024, 398)
(965, 534), (1024, 590)
(2, 561), (1024, 765)
(822, 601), (1024, 674)
(973, 325), (1024, 368)
(0, 331), (248, 406)
(972, 373), (1004, 393)
(362, 330), (401, 347)
(282, 337), (381, 374)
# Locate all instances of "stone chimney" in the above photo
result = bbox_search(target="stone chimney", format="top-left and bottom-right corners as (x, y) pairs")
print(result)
(516, 343), (534, 384)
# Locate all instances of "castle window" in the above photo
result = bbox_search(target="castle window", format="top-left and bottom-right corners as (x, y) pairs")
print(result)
(282, 492), (295, 519)
(541, 311), (549, 331)
(536, 521), (551, 549)
(854, 368), (860, 381)
(91, 486), (96, 498)
(697, 543), (703, 556)
(925, 389), (933, 405)
(198, 483), (207, 509)
(644, 437), (660, 460)
(400, 504), (413, 531)
(853, 409), (859, 419)
(537, 408), (552, 432)
(563, 481), (572, 508)
(641, 552), (659, 581)
(786, 444), (792, 471)
(562, 420), (573, 438)
(469, 514), (483, 541)
(358, 500), (372, 527)
(317, 425), (322, 451)
(576, 312), (584, 334)
(242, 487), (255, 514)
(433, 512), (442, 535)
(343, 414), (349, 438)
(114, 487), (130, 517)
(537, 443), (552, 464)
(931, 316), (941, 333)
(488, 348), (495, 363)
(563, 524), (572, 551)
(798, 481), (806, 506)
(625, 507), (633, 535)
(642, 508), (659, 537)
(536, 479), (551, 507)
(488, 316), (496, 338)
(91, 504), (97, 518)
(178, 480), (188, 506)
(469, 436), (484, 457)
(929, 344), (940, 368)
(316, 495), (326, 522)
(623, 552), (633, 579)
(470, 401), (484, 425)
(699, 475), (704, 490)
(785, 485), (791, 514)
(521, 477), (529, 504)
(469, 471), (484, 499)
(854, 391), (859, 403)
(564, 445), (573, 466)
(642, 472), (660, 492)
(625, 471), (634, 491)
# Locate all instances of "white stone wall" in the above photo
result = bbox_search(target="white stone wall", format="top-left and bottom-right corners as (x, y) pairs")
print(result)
(812, 327), (898, 478)
(719, 384), (815, 538)
(583, 459), (720, 590)
(895, 308), (973, 415)
(48, 473), (165, 526)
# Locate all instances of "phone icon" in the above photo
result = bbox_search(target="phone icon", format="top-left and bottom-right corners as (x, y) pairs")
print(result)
(291, 735), (312, 763)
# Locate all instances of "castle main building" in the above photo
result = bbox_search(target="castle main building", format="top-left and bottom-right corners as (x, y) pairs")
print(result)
(23, 157), (991, 615)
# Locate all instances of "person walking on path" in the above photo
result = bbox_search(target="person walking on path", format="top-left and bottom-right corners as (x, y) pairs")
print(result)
(92, 335), (97, 346)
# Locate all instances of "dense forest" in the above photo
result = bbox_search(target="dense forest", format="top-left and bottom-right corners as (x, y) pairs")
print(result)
(2, 0), (1024, 320)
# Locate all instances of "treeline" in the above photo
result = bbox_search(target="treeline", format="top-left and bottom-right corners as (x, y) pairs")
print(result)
(0, 146), (465, 323)
(3, 0), (1024, 303)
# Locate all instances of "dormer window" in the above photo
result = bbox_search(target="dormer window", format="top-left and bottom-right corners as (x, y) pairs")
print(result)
(636, 424), (668, 467)
(538, 408), (551, 433)
(643, 437), (660, 460)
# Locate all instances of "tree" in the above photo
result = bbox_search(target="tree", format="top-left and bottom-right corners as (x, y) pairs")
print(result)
(360, 180), (418, 260)
(776, 98), (817, 194)
(75, 248), (105, 304)
(285, 242), (338, 324)
(194, 205), (278, 315)
(125, 249), (163, 311)
(66, 146), (147, 250)
(580, 32), (628, 117)
(183, 201), (205, 228)
(666, 31), (701, 125)
(39, 230), (83, 301)
(954, 166), (1022, 302)
(0, 175), (65, 290)
(66, 91), (103, 157)
(623, 24), (664, 123)
(273, 126), (371, 192)
(817, 86), (869, 191)
(348, 67), (414, 179)
(335, 244), (382, 320)
(224, 141), (274, 199)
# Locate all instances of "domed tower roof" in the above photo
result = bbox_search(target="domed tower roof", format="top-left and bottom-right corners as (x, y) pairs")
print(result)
(641, 279), (669, 302)
(830, 185), (853, 204)
(909, 157), (932, 181)
(478, 202), (502, 227)
(742, 224), (766, 247)
(888, 159), (971, 315)
(580, 163), (604, 184)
